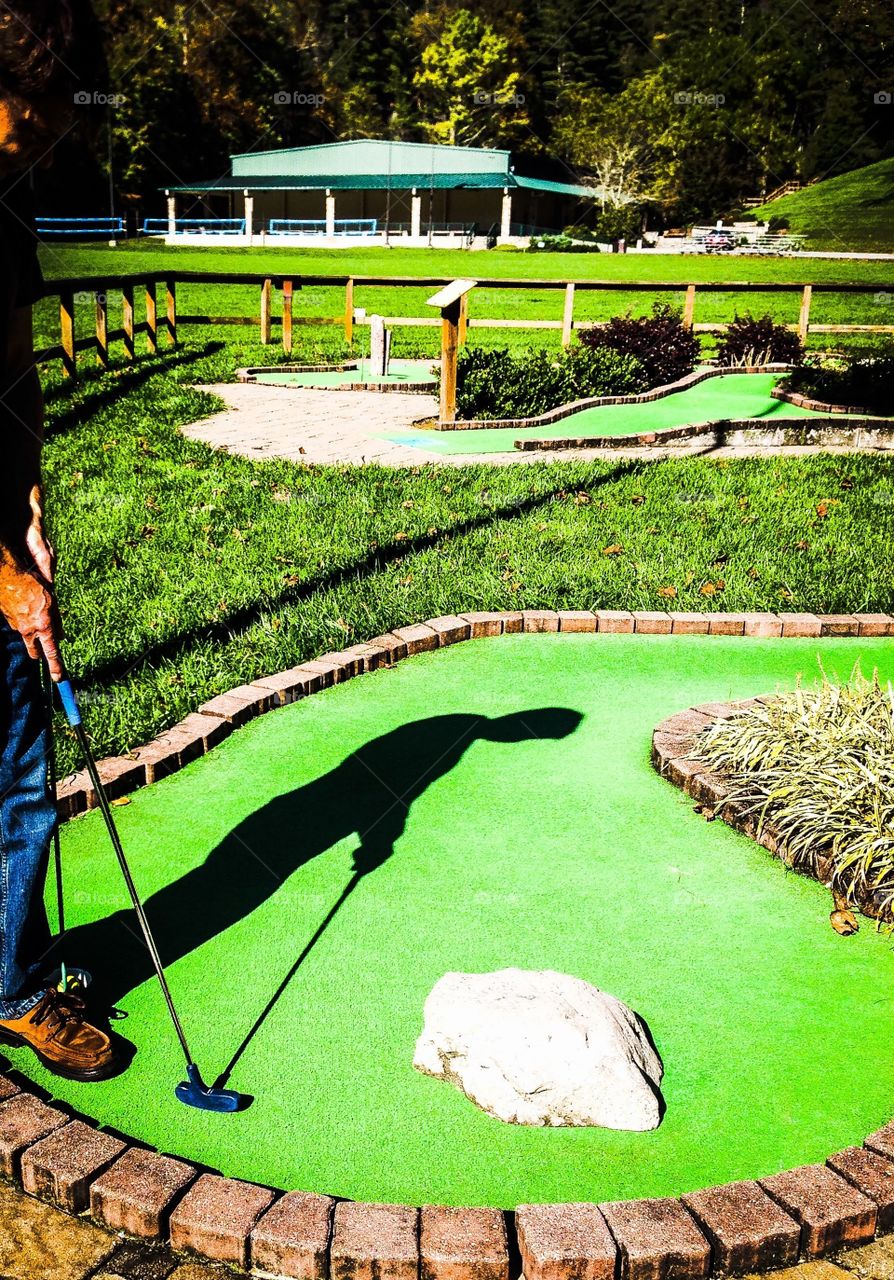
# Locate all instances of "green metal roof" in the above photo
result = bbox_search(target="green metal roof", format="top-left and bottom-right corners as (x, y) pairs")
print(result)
(230, 139), (510, 179)
(167, 172), (594, 197)
(513, 174), (598, 198)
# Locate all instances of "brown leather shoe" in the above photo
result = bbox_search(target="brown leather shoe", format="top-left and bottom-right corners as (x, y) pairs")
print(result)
(0, 988), (119, 1081)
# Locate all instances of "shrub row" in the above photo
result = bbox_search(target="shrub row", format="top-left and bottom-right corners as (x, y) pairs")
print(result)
(449, 307), (811, 421)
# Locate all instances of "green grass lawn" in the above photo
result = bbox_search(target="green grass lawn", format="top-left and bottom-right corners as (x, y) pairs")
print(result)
(35, 242), (894, 369)
(16, 633), (894, 1207)
(750, 159), (894, 254)
(42, 339), (894, 776)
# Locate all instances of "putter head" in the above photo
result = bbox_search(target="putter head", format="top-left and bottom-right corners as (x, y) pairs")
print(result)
(175, 1063), (245, 1113)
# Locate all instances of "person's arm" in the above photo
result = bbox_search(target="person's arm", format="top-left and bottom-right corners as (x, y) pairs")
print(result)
(0, 302), (63, 677)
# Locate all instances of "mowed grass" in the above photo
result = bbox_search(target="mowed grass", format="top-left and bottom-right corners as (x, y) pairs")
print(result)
(751, 159), (894, 254)
(43, 341), (894, 775)
(35, 242), (894, 369)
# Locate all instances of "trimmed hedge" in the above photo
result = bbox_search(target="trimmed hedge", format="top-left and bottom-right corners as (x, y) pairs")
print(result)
(453, 345), (646, 419)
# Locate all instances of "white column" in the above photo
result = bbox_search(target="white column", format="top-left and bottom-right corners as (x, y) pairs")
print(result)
(325, 189), (336, 237)
(410, 188), (422, 239)
(244, 191), (254, 238)
(500, 188), (513, 240)
(166, 192), (176, 237)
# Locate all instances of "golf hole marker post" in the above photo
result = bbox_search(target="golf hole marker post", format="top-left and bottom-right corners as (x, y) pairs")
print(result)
(427, 279), (476, 425)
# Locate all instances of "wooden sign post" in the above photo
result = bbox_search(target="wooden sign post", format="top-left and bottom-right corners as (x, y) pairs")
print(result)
(426, 279), (476, 426)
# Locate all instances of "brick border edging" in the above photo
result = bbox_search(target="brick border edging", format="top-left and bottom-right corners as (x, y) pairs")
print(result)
(771, 385), (877, 416)
(512, 415), (894, 452)
(652, 698), (890, 922)
(18, 608), (894, 1279)
(426, 364), (794, 431)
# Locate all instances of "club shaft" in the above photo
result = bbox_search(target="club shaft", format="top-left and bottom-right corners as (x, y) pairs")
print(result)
(73, 724), (194, 1066)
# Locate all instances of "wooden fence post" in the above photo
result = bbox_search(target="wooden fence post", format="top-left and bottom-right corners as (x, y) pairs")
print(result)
(122, 285), (135, 361)
(260, 278), (272, 344)
(344, 278), (354, 344)
(458, 291), (469, 346)
(60, 290), (76, 380)
(145, 283), (157, 353)
(798, 284), (812, 343)
(683, 284), (697, 330)
(562, 282), (575, 347)
(95, 291), (108, 367)
(282, 280), (293, 354)
(165, 279), (177, 346)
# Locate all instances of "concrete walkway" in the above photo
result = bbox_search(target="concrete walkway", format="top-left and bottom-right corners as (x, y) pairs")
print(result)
(182, 384), (888, 468)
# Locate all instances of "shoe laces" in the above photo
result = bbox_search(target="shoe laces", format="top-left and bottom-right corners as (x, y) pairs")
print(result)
(31, 987), (88, 1035)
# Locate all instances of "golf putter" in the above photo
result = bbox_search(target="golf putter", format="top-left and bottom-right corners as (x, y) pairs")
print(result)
(55, 674), (246, 1112)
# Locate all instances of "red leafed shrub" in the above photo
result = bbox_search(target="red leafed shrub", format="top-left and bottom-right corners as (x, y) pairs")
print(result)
(578, 302), (701, 388)
(716, 314), (804, 366)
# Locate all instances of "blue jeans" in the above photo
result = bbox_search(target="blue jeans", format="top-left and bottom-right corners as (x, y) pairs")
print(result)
(0, 618), (54, 1018)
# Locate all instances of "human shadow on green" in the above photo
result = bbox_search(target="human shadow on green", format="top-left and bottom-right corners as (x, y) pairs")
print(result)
(54, 708), (583, 1046)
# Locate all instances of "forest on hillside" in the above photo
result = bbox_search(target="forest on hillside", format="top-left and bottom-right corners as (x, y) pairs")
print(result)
(42, 0), (894, 225)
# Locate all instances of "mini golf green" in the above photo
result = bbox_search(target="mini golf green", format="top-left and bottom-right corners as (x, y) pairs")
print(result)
(382, 372), (880, 455)
(16, 634), (894, 1208)
(253, 359), (436, 387)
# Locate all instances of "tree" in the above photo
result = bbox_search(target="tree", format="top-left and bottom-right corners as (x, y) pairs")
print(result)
(411, 7), (531, 148)
(553, 86), (652, 208)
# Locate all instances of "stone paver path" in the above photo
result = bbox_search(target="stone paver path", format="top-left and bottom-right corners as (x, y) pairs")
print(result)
(0, 1181), (232, 1280)
(182, 384), (885, 468)
(182, 383), (451, 466)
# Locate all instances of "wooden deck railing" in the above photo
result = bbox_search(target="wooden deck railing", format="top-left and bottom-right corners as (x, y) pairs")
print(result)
(35, 272), (894, 380)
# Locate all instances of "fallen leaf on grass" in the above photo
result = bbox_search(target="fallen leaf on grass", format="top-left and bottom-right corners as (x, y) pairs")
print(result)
(111, 797), (131, 808)
(658, 585), (677, 598)
(603, 543), (623, 556)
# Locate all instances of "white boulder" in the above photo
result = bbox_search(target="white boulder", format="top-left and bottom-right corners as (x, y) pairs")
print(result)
(413, 968), (663, 1130)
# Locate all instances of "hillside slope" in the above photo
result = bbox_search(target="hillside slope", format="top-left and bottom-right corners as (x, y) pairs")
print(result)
(750, 159), (894, 252)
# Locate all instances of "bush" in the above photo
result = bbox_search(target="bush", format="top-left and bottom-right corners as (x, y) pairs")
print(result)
(696, 666), (894, 915)
(783, 350), (894, 414)
(527, 233), (600, 253)
(452, 344), (646, 419)
(716, 313), (804, 366)
(591, 204), (643, 244)
(578, 303), (701, 389)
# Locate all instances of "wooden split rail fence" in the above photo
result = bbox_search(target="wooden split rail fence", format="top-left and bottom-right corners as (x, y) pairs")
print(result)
(35, 271), (894, 381)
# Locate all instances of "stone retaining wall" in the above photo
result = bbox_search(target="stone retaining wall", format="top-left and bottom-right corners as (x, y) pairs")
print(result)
(513, 417), (894, 452)
(19, 609), (894, 1278)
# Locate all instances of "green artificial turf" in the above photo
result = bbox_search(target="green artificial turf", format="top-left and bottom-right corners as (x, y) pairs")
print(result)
(254, 359), (436, 387)
(12, 633), (894, 1208)
(384, 372), (871, 454)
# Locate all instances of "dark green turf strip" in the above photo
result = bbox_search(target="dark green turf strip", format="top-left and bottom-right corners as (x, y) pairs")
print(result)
(13, 634), (894, 1208)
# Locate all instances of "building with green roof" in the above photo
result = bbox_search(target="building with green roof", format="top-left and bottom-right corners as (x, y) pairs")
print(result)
(163, 139), (597, 246)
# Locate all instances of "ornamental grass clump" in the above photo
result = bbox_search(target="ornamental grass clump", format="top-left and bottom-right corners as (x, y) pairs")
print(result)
(696, 665), (894, 915)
